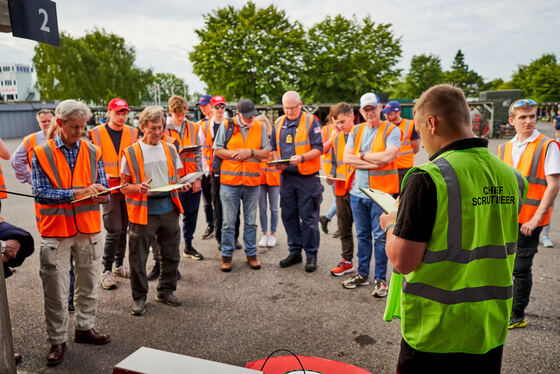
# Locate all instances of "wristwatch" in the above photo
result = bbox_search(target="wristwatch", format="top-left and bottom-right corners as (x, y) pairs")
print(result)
(300, 155), (305, 163)
(250, 149), (255, 158)
(360, 151), (365, 160)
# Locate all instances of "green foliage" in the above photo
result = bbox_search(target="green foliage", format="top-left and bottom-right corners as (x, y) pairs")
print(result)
(148, 73), (189, 104)
(506, 54), (560, 102)
(189, 1), (305, 103)
(404, 54), (444, 98)
(443, 50), (484, 97)
(479, 78), (505, 92)
(33, 29), (153, 105)
(301, 15), (402, 102)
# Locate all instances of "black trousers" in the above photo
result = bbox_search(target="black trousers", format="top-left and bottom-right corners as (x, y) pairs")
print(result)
(201, 174), (214, 228)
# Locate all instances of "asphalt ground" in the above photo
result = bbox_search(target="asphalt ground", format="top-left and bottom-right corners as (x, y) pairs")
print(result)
(2, 121), (559, 373)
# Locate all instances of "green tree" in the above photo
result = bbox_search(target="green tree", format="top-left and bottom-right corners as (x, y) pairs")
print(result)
(33, 29), (153, 105)
(479, 78), (505, 92)
(444, 50), (484, 97)
(189, 1), (305, 103)
(404, 54), (444, 98)
(147, 73), (189, 104)
(301, 15), (402, 102)
(506, 54), (560, 102)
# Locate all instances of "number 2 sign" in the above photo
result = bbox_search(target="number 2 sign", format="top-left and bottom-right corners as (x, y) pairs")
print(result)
(8, 0), (59, 46)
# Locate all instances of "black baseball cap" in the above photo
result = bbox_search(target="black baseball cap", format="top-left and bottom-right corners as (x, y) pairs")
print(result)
(237, 98), (259, 118)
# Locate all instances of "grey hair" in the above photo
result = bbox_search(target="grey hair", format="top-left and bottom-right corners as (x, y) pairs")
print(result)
(55, 100), (91, 122)
(36, 108), (54, 121)
(282, 91), (301, 104)
(139, 106), (164, 127)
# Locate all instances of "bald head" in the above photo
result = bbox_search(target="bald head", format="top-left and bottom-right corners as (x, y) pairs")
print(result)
(282, 91), (302, 121)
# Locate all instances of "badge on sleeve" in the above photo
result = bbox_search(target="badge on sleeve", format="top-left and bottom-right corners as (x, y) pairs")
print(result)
(286, 134), (293, 144)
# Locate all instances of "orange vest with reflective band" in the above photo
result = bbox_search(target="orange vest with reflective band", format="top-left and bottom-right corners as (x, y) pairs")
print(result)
(260, 153), (281, 186)
(274, 112), (321, 175)
(321, 124), (334, 176)
(201, 119), (216, 172)
(23, 131), (40, 165)
(122, 141), (183, 225)
(164, 120), (200, 177)
(220, 119), (265, 187)
(395, 118), (415, 169)
(347, 121), (399, 194)
(331, 131), (352, 196)
(498, 134), (557, 226)
(33, 140), (102, 237)
(0, 165), (6, 199)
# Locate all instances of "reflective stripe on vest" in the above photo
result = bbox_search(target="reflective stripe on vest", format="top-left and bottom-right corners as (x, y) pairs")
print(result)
(275, 112), (321, 175)
(321, 124), (334, 176)
(165, 120), (199, 177)
(260, 159), (281, 186)
(0, 164), (6, 199)
(123, 141), (183, 225)
(89, 124), (138, 178)
(221, 119), (264, 186)
(497, 134), (555, 226)
(332, 131), (351, 196)
(400, 148), (524, 354)
(23, 132), (39, 165)
(396, 119), (415, 169)
(33, 140), (102, 237)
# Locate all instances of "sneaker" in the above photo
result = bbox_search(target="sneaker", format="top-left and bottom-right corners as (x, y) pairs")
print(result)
(267, 235), (277, 247)
(509, 315), (527, 329)
(330, 260), (354, 277)
(201, 225), (214, 240)
(156, 294), (182, 307)
(258, 235), (269, 248)
(342, 274), (370, 289)
(147, 263), (160, 281)
(112, 264), (130, 278)
(100, 270), (117, 290)
(319, 215), (330, 234)
(130, 299), (146, 316)
(332, 230), (340, 239)
(183, 246), (204, 260)
(372, 279), (388, 298)
(540, 235), (554, 248)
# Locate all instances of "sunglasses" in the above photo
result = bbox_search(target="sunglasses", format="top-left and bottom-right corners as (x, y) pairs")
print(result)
(510, 99), (537, 116)
(213, 104), (226, 109)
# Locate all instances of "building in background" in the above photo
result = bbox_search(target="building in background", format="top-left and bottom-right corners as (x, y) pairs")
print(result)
(0, 63), (38, 102)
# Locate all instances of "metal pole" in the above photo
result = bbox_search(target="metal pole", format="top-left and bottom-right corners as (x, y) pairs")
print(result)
(0, 263), (16, 374)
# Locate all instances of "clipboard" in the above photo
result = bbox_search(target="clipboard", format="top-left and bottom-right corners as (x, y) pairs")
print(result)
(317, 175), (346, 182)
(148, 184), (185, 193)
(71, 184), (128, 203)
(179, 171), (204, 185)
(360, 187), (397, 214)
(179, 145), (202, 154)
(267, 159), (291, 165)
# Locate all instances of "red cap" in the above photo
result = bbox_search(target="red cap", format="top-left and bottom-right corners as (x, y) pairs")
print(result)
(210, 95), (226, 107)
(108, 98), (130, 112)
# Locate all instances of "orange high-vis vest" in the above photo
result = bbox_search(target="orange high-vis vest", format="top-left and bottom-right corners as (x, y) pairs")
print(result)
(23, 131), (40, 165)
(162, 134), (180, 153)
(331, 131), (352, 196)
(165, 120), (200, 177)
(395, 118), (416, 169)
(498, 133), (557, 226)
(274, 112), (321, 175)
(0, 164), (6, 199)
(122, 141), (183, 225)
(321, 123), (335, 176)
(33, 140), (102, 237)
(89, 124), (138, 191)
(220, 119), (265, 187)
(199, 119), (213, 170)
(260, 154), (281, 186)
(347, 121), (399, 194)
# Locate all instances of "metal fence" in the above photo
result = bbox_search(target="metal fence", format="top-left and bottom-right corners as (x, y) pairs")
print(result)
(0, 102), (56, 139)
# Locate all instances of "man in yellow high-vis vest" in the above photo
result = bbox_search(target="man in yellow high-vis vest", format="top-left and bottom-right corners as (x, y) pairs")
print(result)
(381, 85), (526, 373)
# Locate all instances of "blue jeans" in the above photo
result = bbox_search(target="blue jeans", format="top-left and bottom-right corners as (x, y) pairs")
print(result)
(326, 184), (337, 220)
(178, 189), (202, 248)
(350, 194), (388, 280)
(259, 184), (280, 233)
(220, 184), (259, 257)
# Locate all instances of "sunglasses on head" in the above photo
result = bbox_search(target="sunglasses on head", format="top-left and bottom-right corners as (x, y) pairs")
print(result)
(510, 99), (537, 116)
(213, 104), (226, 109)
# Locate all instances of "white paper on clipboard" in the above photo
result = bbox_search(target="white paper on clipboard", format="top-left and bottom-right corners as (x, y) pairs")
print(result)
(148, 184), (184, 193)
(360, 187), (397, 214)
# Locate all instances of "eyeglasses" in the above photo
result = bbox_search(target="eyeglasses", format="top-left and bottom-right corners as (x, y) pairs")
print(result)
(510, 99), (537, 116)
(213, 104), (226, 109)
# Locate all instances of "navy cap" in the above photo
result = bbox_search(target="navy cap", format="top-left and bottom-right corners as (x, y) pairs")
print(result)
(198, 94), (212, 105)
(382, 100), (401, 114)
(237, 99), (259, 118)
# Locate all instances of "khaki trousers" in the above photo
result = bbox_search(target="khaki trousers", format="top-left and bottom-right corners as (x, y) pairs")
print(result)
(39, 233), (102, 345)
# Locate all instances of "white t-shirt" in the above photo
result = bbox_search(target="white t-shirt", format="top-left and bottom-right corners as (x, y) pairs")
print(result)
(509, 130), (560, 175)
(120, 141), (182, 187)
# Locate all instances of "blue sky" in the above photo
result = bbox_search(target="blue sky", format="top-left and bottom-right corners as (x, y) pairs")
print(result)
(0, 0), (558, 94)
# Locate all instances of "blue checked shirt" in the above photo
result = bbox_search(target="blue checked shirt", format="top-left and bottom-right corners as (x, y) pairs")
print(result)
(32, 134), (108, 204)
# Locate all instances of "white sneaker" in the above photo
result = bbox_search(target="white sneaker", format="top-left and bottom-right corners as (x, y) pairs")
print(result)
(101, 270), (117, 290)
(113, 264), (130, 278)
(258, 236), (269, 248)
(267, 235), (277, 247)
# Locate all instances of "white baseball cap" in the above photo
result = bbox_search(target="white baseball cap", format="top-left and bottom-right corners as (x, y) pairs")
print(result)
(360, 93), (380, 109)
